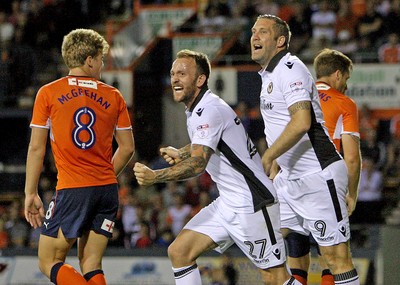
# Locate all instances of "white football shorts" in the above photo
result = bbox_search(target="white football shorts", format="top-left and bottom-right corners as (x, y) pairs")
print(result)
(183, 197), (286, 269)
(274, 160), (351, 246)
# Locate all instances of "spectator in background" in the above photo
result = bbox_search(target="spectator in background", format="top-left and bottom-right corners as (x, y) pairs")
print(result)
(146, 192), (169, 238)
(359, 104), (378, 140)
(361, 128), (387, 171)
(155, 228), (174, 247)
(350, 157), (383, 224)
(161, 181), (186, 208)
(166, 192), (192, 238)
(351, 0), (367, 18)
(9, 26), (38, 100)
(0, 217), (9, 249)
(190, 191), (212, 218)
(0, 11), (15, 47)
(254, 0), (279, 17)
(333, 30), (358, 59)
(184, 176), (202, 208)
(221, 253), (238, 285)
(384, 120), (400, 185)
(383, 0), (400, 36)
(197, 3), (228, 34)
(300, 35), (332, 64)
(335, 0), (359, 40)
(390, 112), (400, 141)
(121, 191), (142, 248)
(375, 0), (391, 17)
(357, 0), (384, 45)
(134, 221), (153, 248)
(353, 36), (379, 63)
(6, 200), (29, 248)
(278, 0), (296, 22)
(287, 0), (312, 54)
(310, 0), (337, 44)
(378, 33), (400, 63)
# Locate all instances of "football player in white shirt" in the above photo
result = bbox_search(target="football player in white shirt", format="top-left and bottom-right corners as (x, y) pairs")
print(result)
(251, 14), (360, 285)
(134, 49), (302, 285)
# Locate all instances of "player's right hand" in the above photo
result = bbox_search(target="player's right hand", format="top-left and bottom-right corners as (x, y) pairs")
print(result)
(134, 162), (156, 186)
(24, 194), (45, 229)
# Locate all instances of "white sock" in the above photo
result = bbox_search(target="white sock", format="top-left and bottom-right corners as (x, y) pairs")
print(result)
(334, 269), (360, 285)
(172, 264), (202, 285)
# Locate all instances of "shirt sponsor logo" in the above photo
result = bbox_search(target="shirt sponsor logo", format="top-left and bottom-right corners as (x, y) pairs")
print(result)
(68, 78), (98, 90)
(290, 81), (303, 92)
(196, 124), (209, 138)
(101, 219), (115, 233)
(68, 78), (77, 85)
(78, 79), (98, 89)
(261, 99), (274, 110)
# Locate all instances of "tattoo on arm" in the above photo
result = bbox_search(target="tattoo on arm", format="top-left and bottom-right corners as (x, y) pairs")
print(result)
(156, 144), (213, 182)
(288, 101), (310, 116)
(178, 145), (191, 160)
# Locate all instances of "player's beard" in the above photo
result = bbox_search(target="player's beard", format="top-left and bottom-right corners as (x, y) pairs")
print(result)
(174, 77), (198, 106)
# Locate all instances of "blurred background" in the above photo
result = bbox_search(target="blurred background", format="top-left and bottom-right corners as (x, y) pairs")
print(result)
(0, 0), (399, 284)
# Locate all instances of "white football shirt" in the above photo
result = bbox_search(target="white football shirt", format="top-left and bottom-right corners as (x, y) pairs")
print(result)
(186, 89), (276, 213)
(258, 51), (341, 179)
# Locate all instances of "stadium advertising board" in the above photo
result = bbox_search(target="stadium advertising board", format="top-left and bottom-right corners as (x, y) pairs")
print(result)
(0, 256), (370, 285)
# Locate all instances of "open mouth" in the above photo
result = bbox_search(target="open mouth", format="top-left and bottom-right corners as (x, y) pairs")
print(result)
(253, 44), (262, 51)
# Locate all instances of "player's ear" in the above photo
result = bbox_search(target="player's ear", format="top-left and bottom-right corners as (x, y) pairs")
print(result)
(197, 74), (206, 88)
(277, 36), (286, 48)
(335, 70), (342, 80)
(86, 56), (94, 68)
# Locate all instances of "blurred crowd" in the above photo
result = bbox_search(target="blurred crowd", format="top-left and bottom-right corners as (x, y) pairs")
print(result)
(182, 0), (400, 65)
(1, 0), (400, 107)
(0, 0), (133, 108)
(1, 0), (400, 250)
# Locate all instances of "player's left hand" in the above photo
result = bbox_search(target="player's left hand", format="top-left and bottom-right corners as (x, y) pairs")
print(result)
(346, 193), (356, 216)
(24, 194), (45, 229)
(268, 160), (280, 180)
(261, 152), (273, 176)
(133, 162), (156, 186)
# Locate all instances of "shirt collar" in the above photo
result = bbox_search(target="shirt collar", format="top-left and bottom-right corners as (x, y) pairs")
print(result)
(188, 86), (208, 112)
(265, 49), (289, 72)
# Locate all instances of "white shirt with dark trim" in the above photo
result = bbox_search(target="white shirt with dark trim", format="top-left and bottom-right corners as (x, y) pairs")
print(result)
(186, 89), (276, 213)
(258, 50), (341, 180)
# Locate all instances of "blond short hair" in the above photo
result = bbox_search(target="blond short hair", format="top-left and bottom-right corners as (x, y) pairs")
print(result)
(61, 28), (109, 68)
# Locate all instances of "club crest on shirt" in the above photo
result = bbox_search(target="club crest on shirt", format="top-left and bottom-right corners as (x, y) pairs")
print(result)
(196, 124), (209, 138)
(267, 82), (273, 93)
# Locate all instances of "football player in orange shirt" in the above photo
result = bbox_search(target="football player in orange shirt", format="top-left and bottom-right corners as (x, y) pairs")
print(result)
(315, 49), (361, 218)
(24, 29), (135, 285)
(287, 48), (361, 285)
